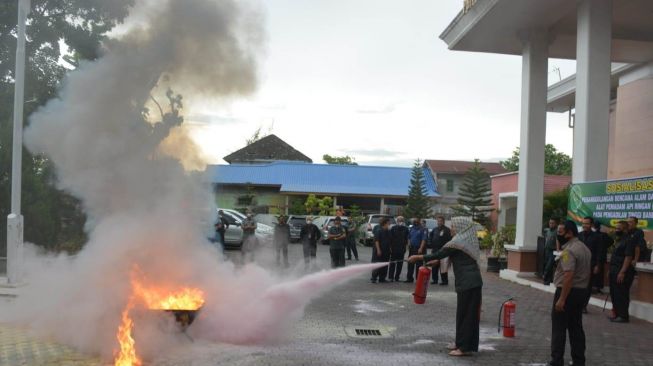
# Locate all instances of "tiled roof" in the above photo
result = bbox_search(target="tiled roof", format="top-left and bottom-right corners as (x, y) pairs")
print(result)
(223, 134), (312, 164)
(425, 159), (507, 176)
(206, 161), (439, 197)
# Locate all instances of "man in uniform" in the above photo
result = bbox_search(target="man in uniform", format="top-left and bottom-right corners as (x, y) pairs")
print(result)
(371, 218), (392, 283)
(577, 217), (599, 312)
(241, 213), (258, 263)
(628, 216), (649, 263)
(274, 216), (291, 268)
(327, 216), (347, 268)
(543, 218), (559, 285)
(429, 215), (452, 285)
(346, 217), (359, 261)
(388, 216), (409, 282)
(300, 216), (322, 270)
(608, 220), (636, 323)
(405, 218), (427, 283)
(549, 220), (591, 366)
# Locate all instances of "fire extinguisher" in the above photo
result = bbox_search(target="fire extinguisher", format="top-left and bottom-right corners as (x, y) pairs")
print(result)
(498, 298), (516, 337)
(413, 266), (432, 304)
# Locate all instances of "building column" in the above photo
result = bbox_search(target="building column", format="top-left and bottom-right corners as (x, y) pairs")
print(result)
(505, 30), (548, 275)
(380, 198), (385, 214)
(572, 0), (612, 183)
(284, 196), (289, 215)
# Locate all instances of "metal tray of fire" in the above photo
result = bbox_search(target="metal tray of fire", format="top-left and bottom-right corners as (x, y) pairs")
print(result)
(163, 307), (202, 330)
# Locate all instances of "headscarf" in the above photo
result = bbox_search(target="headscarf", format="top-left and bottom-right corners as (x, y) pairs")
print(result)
(442, 216), (483, 263)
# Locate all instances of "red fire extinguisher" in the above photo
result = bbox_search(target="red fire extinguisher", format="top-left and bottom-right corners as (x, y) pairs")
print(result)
(413, 266), (432, 304)
(498, 298), (516, 337)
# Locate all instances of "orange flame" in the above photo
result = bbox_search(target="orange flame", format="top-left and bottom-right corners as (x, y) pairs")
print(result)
(114, 300), (142, 366)
(133, 280), (205, 310)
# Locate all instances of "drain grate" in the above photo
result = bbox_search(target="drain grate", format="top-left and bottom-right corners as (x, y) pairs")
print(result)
(355, 329), (382, 337)
(344, 326), (393, 339)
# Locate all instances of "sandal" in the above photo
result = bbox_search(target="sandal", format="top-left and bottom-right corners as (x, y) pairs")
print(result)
(448, 349), (469, 357)
(446, 342), (457, 350)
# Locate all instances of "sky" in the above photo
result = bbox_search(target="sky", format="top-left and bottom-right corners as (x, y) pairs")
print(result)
(187, 0), (578, 167)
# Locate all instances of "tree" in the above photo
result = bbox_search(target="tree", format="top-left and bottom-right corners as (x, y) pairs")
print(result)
(304, 194), (334, 215)
(542, 186), (570, 225)
(453, 159), (493, 227)
(323, 154), (358, 165)
(501, 144), (572, 175)
(0, 1), (133, 252)
(403, 159), (432, 219)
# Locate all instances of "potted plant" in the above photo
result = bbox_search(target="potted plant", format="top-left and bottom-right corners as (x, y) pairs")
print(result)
(486, 225), (515, 272)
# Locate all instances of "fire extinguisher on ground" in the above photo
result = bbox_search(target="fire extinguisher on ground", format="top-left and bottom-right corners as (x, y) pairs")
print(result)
(498, 298), (516, 337)
(413, 266), (432, 304)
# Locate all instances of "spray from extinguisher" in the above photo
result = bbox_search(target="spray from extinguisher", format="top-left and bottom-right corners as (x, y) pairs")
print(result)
(498, 297), (516, 337)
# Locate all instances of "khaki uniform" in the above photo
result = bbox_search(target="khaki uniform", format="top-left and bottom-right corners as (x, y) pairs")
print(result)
(553, 237), (592, 288)
(550, 237), (591, 366)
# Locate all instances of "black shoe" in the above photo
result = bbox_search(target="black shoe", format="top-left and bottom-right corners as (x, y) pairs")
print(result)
(355, 258), (359, 261)
(610, 317), (629, 323)
(430, 281), (437, 285)
(404, 279), (414, 283)
(370, 279), (377, 283)
(347, 257), (352, 260)
(378, 279), (388, 283)
(394, 278), (400, 282)
(582, 307), (588, 314)
(439, 282), (448, 286)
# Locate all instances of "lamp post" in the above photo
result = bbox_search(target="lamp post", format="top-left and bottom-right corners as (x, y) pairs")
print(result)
(7, 0), (30, 285)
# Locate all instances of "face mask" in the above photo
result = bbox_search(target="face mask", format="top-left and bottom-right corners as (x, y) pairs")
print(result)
(557, 235), (568, 245)
(307, 220), (312, 225)
(398, 222), (404, 226)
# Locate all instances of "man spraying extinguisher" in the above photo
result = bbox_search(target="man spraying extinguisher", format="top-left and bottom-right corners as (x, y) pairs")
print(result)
(408, 217), (483, 357)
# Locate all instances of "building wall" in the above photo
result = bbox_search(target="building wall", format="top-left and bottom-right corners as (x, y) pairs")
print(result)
(433, 173), (466, 215)
(214, 185), (287, 214)
(610, 77), (653, 179)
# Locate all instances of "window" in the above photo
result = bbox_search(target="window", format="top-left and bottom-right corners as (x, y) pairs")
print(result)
(446, 179), (454, 192)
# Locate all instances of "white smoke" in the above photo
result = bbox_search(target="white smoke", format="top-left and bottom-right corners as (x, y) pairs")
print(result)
(8, 0), (390, 362)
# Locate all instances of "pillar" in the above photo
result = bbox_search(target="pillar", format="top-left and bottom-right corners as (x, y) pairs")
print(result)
(505, 30), (548, 274)
(380, 198), (386, 214)
(572, 0), (612, 183)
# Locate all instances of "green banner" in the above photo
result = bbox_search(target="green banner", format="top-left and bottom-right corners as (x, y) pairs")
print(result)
(568, 176), (653, 229)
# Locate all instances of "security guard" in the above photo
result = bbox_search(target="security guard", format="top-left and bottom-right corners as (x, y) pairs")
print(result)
(549, 220), (591, 366)
(608, 220), (636, 323)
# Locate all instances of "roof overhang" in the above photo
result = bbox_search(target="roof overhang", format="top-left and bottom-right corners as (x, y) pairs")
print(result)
(546, 63), (637, 112)
(440, 0), (653, 63)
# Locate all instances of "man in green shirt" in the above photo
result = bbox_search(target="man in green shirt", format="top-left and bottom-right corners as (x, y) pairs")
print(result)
(543, 217), (559, 285)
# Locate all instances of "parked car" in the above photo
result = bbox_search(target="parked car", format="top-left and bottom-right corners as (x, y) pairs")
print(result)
(287, 215), (307, 242)
(320, 216), (350, 245)
(214, 208), (272, 249)
(358, 214), (396, 246)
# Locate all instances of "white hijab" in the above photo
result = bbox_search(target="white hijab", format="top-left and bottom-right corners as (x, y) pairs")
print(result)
(442, 216), (483, 263)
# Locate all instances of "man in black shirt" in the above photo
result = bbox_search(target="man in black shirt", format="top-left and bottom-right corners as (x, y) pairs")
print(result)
(371, 218), (392, 283)
(429, 215), (452, 285)
(274, 216), (291, 268)
(328, 217), (347, 268)
(608, 221), (636, 323)
(300, 216), (322, 270)
(215, 210), (229, 246)
(628, 216), (649, 263)
(578, 217), (600, 313)
(388, 216), (409, 282)
(591, 221), (610, 292)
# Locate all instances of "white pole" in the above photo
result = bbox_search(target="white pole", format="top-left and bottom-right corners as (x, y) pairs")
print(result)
(7, 0), (30, 285)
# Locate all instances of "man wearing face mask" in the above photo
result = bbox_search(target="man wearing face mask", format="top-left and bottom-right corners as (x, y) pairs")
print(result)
(300, 216), (322, 270)
(591, 221), (610, 293)
(548, 220), (591, 366)
(577, 217), (600, 313)
(608, 221), (636, 323)
(429, 215), (452, 285)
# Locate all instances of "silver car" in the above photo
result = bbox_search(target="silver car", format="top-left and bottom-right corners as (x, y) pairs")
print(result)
(215, 209), (272, 249)
(320, 216), (350, 245)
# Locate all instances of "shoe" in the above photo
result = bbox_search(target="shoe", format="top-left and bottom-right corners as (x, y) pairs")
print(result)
(439, 282), (448, 286)
(610, 317), (629, 323)
(378, 279), (388, 283)
(394, 278), (400, 282)
(446, 342), (457, 350)
(370, 279), (377, 283)
(582, 307), (588, 314)
(404, 280), (414, 283)
(430, 281), (438, 285)
(544, 281), (551, 286)
(355, 258), (359, 261)
(347, 257), (352, 260)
